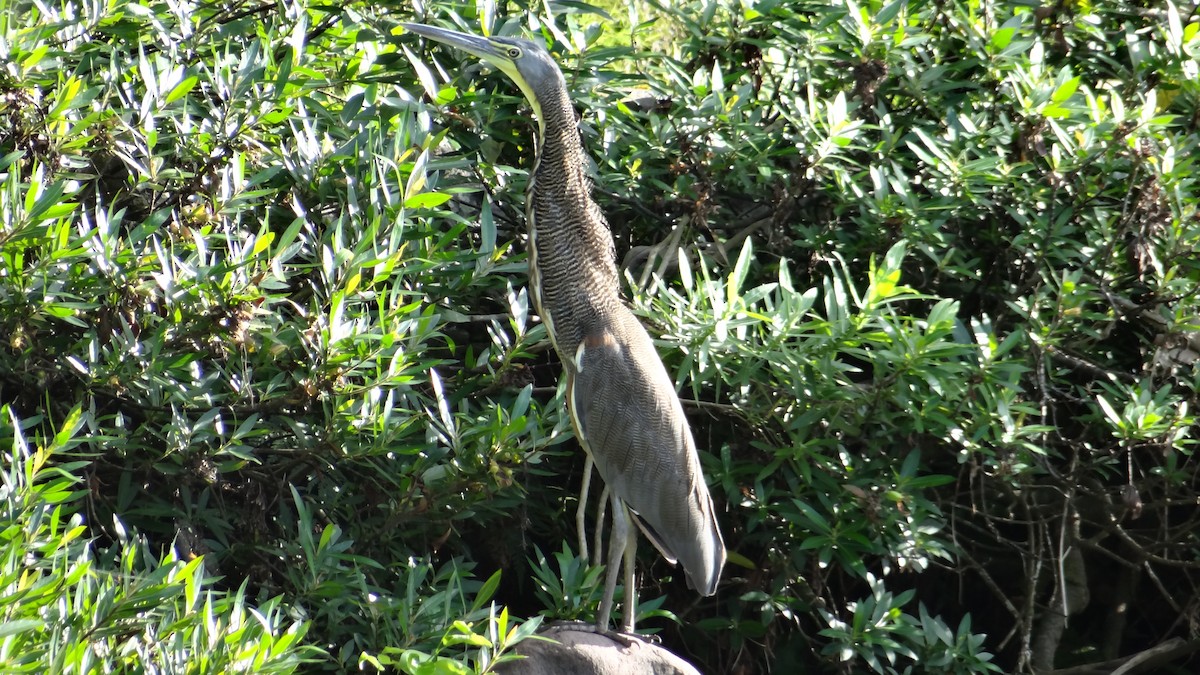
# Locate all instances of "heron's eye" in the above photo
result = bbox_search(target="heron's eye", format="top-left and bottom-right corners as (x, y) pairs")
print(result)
(507, 47), (521, 58)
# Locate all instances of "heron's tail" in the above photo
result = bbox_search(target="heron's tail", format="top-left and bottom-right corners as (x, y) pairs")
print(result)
(632, 479), (725, 596)
(686, 485), (725, 596)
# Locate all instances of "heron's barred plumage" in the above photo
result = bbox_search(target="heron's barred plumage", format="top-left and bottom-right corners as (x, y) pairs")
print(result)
(402, 23), (726, 630)
(567, 310), (724, 596)
(526, 88), (622, 359)
(522, 68), (723, 597)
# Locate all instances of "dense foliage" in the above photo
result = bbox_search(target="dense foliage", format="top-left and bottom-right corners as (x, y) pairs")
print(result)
(2, 0), (1198, 672)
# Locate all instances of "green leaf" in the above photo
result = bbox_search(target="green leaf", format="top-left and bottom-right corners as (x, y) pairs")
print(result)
(164, 75), (197, 104)
(792, 500), (831, 533)
(472, 570), (502, 611)
(0, 619), (44, 638)
(876, 0), (906, 26)
(727, 238), (753, 306)
(1051, 76), (1080, 104)
(990, 16), (1023, 50)
(25, 179), (66, 223)
(274, 217), (305, 259)
(1184, 21), (1199, 42)
(252, 231), (275, 257)
(403, 192), (453, 209)
(480, 198), (496, 254)
(1096, 395), (1122, 427)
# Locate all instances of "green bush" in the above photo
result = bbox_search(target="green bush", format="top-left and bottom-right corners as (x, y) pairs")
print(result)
(2, 0), (1198, 672)
(0, 405), (317, 672)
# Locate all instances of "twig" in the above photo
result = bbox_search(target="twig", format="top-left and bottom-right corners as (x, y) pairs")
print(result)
(1099, 514), (1200, 570)
(1044, 637), (1200, 675)
(1042, 344), (1137, 384)
(956, 547), (1023, 624)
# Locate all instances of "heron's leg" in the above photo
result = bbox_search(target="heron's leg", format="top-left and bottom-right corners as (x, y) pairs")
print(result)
(577, 455), (593, 563)
(592, 484), (609, 564)
(595, 493), (629, 631)
(621, 515), (638, 633)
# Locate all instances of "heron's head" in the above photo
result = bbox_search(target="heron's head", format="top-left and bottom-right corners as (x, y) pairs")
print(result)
(401, 23), (566, 127)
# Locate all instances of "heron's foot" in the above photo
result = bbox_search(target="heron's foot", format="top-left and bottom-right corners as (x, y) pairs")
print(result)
(543, 620), (658, 648)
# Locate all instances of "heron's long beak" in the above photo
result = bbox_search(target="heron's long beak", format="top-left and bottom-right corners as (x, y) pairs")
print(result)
(400, 23), (509, 68)
(399, 23), (542, 129)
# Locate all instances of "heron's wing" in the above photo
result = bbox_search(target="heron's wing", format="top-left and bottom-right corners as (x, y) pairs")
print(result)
(568, 310), (725, 595)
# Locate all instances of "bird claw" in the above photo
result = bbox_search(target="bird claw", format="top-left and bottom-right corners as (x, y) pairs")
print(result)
(611, 629), (660, 647)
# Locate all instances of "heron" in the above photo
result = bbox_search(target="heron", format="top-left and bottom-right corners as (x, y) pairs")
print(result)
(401, 22), (725, 633)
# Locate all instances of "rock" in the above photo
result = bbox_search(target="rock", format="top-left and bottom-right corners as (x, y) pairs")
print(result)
(496, 622), (703, 675)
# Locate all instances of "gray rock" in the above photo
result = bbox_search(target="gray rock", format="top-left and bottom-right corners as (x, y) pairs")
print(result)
(496, 623), (703, 675)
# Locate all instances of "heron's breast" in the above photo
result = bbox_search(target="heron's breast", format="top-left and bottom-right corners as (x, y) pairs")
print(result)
(526, 198), (566, 360)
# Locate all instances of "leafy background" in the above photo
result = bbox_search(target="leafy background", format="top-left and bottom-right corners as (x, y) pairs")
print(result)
(2, 0), (1199, 673)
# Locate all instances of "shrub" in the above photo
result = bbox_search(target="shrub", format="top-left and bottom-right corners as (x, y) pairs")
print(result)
(2, 0), (1197, 672)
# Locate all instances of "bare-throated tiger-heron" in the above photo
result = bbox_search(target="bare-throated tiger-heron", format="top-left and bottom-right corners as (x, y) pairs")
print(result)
(402, 23), (726, 632)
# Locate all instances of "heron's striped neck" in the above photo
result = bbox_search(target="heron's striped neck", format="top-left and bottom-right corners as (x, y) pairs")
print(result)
(525, 88), (621, 359)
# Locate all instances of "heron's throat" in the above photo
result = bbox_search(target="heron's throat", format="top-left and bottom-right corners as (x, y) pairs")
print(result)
(531, 115), (618, 274)
(532, 92), (589, 197)
(526, 93), (621, 356)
